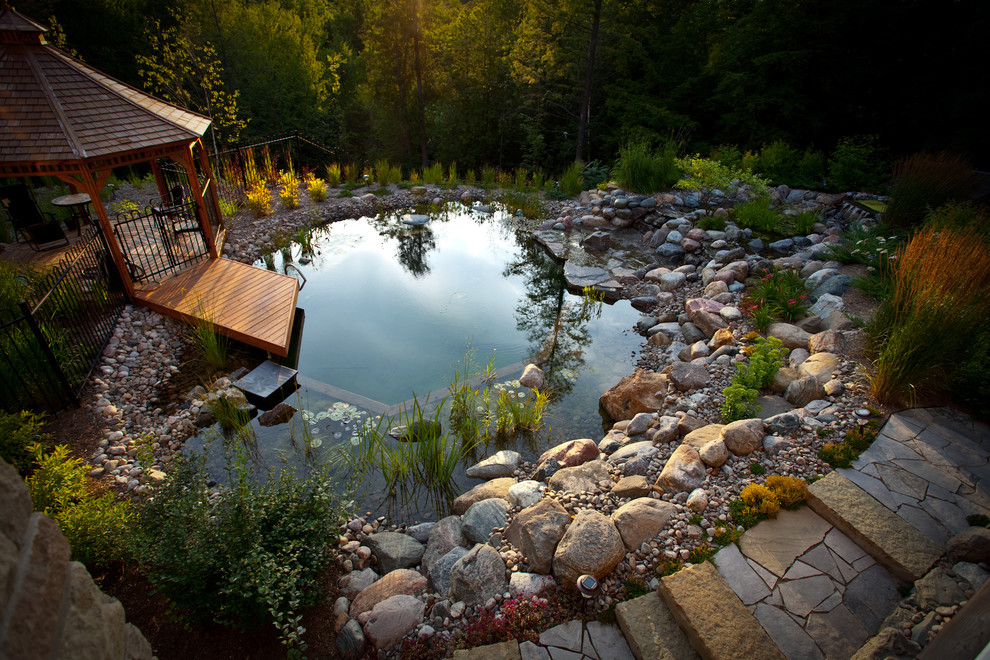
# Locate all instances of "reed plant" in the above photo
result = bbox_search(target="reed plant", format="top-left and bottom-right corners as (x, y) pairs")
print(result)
(325, 163), (342, 186)
(423, 162), (444, 185)
(883, 152), (974, 228)
(559, 162), (585, 196)
(189, 300), (229, 372)
(464, 168), (476, 186)
(615, 139), (680, 193)
(277, 170), (299, 209)
(495, 388), (548, 435)
(480, 166), (497, 189)
(242, 148), (262, 188)
(866, 225), (990, 404)
(447, 161), (458, 185)
(499, 189), (542, 219)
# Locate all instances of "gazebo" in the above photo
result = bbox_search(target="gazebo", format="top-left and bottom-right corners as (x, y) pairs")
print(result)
(0, 7), (298, 356)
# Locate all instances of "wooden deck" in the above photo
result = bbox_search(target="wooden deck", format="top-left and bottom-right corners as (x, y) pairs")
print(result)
(134, 259), (299, 356)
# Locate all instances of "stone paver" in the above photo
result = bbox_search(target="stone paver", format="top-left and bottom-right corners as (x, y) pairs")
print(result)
(737, 509), (831, 577)
(537, 619), (635, 660)
(615, 592), (697, 660)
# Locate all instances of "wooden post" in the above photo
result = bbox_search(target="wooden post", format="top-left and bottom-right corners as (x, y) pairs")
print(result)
(175, 141), (218, 259)
(150, 158), (168, 198)
(197, 137), (226, 253)
(60, 168), (136, 299)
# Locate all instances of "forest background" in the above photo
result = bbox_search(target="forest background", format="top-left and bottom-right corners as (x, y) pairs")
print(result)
(18, 0), (990, 175)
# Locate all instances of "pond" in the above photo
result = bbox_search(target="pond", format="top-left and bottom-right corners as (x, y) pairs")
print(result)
(185, 203), (644, 522)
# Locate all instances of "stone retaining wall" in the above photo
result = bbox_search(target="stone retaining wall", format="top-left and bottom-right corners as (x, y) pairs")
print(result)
(0, 458), (153, 659)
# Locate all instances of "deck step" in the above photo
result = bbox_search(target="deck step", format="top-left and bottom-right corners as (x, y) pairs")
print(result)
(657, 561), (785, 660)
(806, 472), (941, 583)
(615, 592), (698, 660)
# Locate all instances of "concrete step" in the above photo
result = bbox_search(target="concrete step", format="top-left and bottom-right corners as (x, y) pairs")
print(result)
(657, 561), (785, 660)
(615, 592), (698, 660)
(806, 472), (942, 583)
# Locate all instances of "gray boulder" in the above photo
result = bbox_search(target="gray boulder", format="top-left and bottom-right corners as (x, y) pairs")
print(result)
(461, 498), (510, 545)
(548, 460), (610, 494)
(449, 544), (508, 606)
(422, 516), (466, 574)
(505, 498), (571, 574)
(667, 361), (710, 391)
(465, 450), (522, 480)
(366, 532), (425, 574)
(362, 594), (425, 650)
(427, 546), (468, 595)
(721, 418), (765, 456)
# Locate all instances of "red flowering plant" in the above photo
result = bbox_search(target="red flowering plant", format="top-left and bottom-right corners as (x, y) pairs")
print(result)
(743, 268), (810, 332)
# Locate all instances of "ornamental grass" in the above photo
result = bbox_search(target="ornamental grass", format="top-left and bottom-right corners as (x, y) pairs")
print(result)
(866, 225), (990, 404)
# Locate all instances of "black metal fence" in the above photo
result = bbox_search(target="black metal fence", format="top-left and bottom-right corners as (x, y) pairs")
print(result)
(112, 202), (209, 284)
(0, 226), (126, 412)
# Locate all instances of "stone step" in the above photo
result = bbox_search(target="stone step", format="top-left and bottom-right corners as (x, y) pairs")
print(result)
(806, 472), (941, 583)
(657, 561), (785, 660)
(615, 592), (698, 660)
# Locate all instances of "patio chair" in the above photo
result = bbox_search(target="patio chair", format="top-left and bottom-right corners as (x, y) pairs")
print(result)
(0, 183), (70, 251)
(151, 184), (202, 235)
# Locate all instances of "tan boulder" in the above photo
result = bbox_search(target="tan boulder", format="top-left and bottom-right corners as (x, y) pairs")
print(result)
(552, 510), (625, 585)
(537, 438), (600, 470)
(720, 418), (765, 456)
(797, 352), (839, 387)
(452, 478), (516, 515)
(611, 498), (677, 551)
(599, 369), (668, 422)
(505, 498), (571, 574)
(655, 444), (706, 493)
(766, 322), (811, 350)
(350, 568), (427, 618)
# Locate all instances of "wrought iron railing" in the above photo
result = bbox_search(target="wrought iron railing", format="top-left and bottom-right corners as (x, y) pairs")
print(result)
(0, 226), (126, 412)
(112, 204), (208, 284)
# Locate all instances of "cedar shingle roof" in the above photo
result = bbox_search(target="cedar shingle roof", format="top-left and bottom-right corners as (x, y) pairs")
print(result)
(0, 8), (211, 167)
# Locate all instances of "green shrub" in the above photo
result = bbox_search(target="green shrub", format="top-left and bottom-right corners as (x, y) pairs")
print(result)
(750, 462), (766, 475)
(132, 453), (350, 654)
(754, 140), (799, 185)
(793, 149), (827, 189)
(615, 139), (680, 193)
(732, 196), (780, 233)
(676, 155), (770, 213)
(828, 135), (887, 192)
(720, 336), (787, 423)
(721, 381), (759, 423)
(325, 163), (342, 186)
(26, 444), (133, 569)
(697, 215), (727, 231)
(480, 165), (497, 188)
(790, 209), (820, 235)
(818, 441), (857, 468)
(0, 410), (48, 475)
(711, 144), (743, 170)
(558, 162), (585, 196)
(884, 152), (974, 229)
(582, 160), (610, 189)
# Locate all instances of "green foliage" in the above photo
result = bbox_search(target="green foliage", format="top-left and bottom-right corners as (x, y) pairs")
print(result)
(828, 136), (887, 192)
(818, 421), (880, 468)
(558, 162), (585, 196)
(884, 152), (975, 229)
(697, 215), (727, 231)
(305, 173), (327, 202)
(278, 171), (300, 209)
(0, 410), (49, 476)
(926, 202), (990, 241)
(582, 160), (611, 190)
(325, 163), (342, 187)
(818, 441), (857, 468)
(245, 182), (272, 217)
(728, 478), (807, 529)
(688, 542), (716, 565)
(188, 304), (229, 373)
(131, 452), (350, 654)
(375, 159), (402, 186)
(480, 166), (497, 189)
(750, 462), (766, 475)
(624, 578), (651, 598)
(721, 337), (787, 423)
(752, 140), (799, 185)
(423, 163), (445, 185)
(615, 140), (680, 194)
(744, 269), (810, 326)
(499, 189), (542, 219)
(732, 197), (779, 233)
(711, 525), (743, 546)
(676, 156), (770, 213)
(26, 444), (133, 569)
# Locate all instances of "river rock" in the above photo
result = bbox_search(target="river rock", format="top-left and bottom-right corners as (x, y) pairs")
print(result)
(340, 567), (378, 600)
(452, 478), (516, 514)
(626, 412), (654, 436)
(808, 330), (846, 354)
(548, 459), (610, 494)
(466, 450), (522, 479)
(720, 418), (765, 456)
(362, 594), (425, 650)
(552, 510), (625, 585)
(428, 546), (469, 595)
(366, 532), (425, 574)
(505, 498), (572, 574)
(797, 352), (838, 386)
(698, 437), (729, 467)
(809, 293), (844, 318)
(666, 361), (710, 391)
(611, 498), (677, 551)
(655, 444), (706, 493)
(686, 488), (709, 513)
(654, 415), (681, 442)
(692, 311), (728, 339)
(784, 376), (824, 407)
(582, 231), (611, 251)
(257, 402), (296, 426)
(822, 309), (857, 331)
(599, 369), (668, 422)
(519, 364), (546, 389)
(683, 424), (723, 450)
(350, 569), (427, 618)
(509, 572), (557, 597)
(449, 544), (508, 606)
(461, 498), (510, 545)
(422, 516), (467, 574)
(536, 439), (600, 473)
(507, 480), (543, 508)
(336, 618), (367, 660)
(766, 322), (812, 350)
(764, 411), (802, 435)
(611, 475), (652, 498)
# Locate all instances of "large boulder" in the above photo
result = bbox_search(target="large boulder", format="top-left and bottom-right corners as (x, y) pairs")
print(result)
(797, 352), (839, 386)
(766, 322), (812, 350)
(548, 459), (610, 494)
(519, 364), (546, 389)
(666, 361), (710, 391)
(507, 480), (543, 508)
(449, 544), (508, 606)
(509, 572), (557, 598)
(599, 369), (668, 422)
(947, 527), (990, 564)
(505, 498), (572, 574)
(720, 418), (765, 456)
(465, 450), (521, 480)
(784, 376), (824, 407)
(362, 594), (425, 650)
(461, 498), (510, 545)
(653, 415), (681, 443)
(427, 546), (468, 595)
(452, 478), (516, 515)
(552, 510), (625, 585)
(366, 532), (425, 574)
(682, 424), (723, 450)
(610, 475), (653, 498)
(350, 569), (427, 618)
(808, 330), (846, 354)
(536, 439), (600, 473)
(692, 311), (729, 339)
(421, 516), (466, 574)
(339, 567), (378, 600)
(610, 498), (677, 551)
(655, 444), (706, 494)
